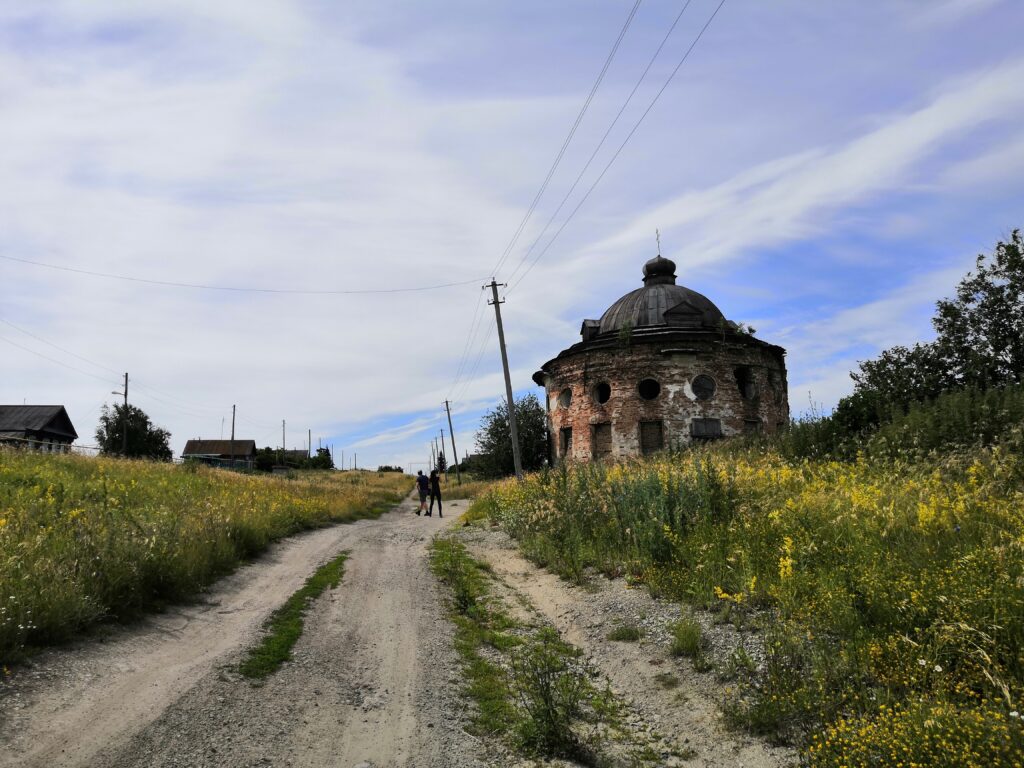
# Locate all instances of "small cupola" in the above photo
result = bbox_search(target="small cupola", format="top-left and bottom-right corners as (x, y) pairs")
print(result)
(642, 255), (677, 286)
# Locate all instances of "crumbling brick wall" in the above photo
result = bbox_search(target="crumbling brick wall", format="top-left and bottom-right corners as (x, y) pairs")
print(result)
(537, 336), (788, 463)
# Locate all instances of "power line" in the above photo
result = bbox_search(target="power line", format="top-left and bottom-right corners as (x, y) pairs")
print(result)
(1, 253), (487, 295)
(488, 0), (643, 279)
(0, 333), (120, 385)
(446, 288), (487, 400)
(449, 1), (643, 410)
(0, 317), (122, 376)
(508, 0), (727, 292)
(505, 0), (698, 287)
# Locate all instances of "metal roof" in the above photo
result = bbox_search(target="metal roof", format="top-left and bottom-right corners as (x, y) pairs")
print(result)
(0, 405), (78, 440)
(182, 439), (257, 457)
(596, 256), (725, 334)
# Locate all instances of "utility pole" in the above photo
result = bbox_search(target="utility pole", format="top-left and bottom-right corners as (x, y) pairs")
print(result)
(486, 280), (523, 479)
(230, 404), (236, 468)
(354, 453), (357, 470)
(308, 428), (311, 459)
(281, 420), (285, 467)
(111, 372), (129, 456)
(444, 400), (462, 485)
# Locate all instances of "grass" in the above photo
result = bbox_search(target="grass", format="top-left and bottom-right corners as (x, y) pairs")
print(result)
(429, 536), (634, 765)
(667, 616), (705, 659)
(238, 551), (347, 679)
(472, 429), (1024, 766)
(0, 451), (409, 663)
(606, 623), (643, 642)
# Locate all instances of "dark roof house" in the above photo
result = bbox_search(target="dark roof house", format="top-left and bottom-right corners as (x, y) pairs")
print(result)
(181, 440), (258, 461)
(0, 405), (78, 450)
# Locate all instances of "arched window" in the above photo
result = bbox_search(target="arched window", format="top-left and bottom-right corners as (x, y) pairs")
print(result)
(593, 382), (611, 404)
(558, 388), (572, 408)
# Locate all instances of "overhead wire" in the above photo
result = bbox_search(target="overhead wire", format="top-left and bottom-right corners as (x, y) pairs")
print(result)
(507, 0), (728, 293)
(487, 0), (643, 279)
(0, 253), (488, 295)
(504, 0), (698, 287)
(0, 334), (121, 386)
(1, 315), (273, 427)
(450, 1), (644, 409)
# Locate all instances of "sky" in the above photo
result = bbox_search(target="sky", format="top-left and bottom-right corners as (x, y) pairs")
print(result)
(2, 0), (1023, 471)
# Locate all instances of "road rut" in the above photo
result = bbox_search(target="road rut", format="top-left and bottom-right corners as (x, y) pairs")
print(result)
(0, 497), (484, 768)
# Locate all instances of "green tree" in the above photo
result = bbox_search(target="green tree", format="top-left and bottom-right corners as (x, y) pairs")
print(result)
(308, 447), (334, 470)
(95, 403), (173, 461)
(933, 229), (1024, 388)
(474, 393), (548, 478)
(847, 230), (1024, 415)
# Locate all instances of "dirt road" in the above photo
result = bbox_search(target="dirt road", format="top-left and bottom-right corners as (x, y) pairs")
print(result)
(0, 497), (485, 768)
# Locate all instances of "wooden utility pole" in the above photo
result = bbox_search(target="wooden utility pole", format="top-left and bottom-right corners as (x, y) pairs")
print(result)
(444, 400), (461, 485)
(486, 280), (523, 479)
(308, 428), (311, 459)
(111, 372), (129, 456)
(281, 420), (285, 467)
(230, 404), (236, 468)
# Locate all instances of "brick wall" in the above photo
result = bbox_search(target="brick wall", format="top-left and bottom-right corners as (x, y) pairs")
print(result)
(536, 336), (788, 463)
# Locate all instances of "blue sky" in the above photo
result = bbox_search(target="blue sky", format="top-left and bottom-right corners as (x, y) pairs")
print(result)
(1, 0), (1023, 470)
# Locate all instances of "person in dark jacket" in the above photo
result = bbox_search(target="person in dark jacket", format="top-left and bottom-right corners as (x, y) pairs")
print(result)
(415, 470), (429, 515)
(427, 469), (442, 518)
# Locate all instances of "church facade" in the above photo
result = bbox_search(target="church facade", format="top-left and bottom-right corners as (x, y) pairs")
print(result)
(532, 255), (789, 463)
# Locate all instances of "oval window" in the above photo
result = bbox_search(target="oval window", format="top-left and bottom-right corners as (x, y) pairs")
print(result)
(692, 374), (716, 401)
(637, 378), (660, 400)
(593, 382), (611, 404)
(558, 388), (572, 408)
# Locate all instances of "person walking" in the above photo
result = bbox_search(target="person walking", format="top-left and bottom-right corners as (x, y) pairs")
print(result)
(427, 469), (442, 518)
(415, 470), (429, 515)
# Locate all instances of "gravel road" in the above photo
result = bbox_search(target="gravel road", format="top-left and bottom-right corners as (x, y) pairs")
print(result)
(0, 496), (487, 768)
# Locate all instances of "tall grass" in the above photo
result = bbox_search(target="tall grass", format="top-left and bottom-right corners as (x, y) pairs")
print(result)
(0, 452), (409, 663)
(474, 432), (1024, 765)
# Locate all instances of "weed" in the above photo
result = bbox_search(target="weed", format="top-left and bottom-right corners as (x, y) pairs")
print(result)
(239, 552), (347, 678)
(668, 616), (706, 660)
(606, 623), (643, 642)
(653, 672), (680, 689)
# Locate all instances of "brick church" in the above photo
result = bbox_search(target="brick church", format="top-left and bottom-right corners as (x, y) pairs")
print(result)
(532, 254), (789, 463)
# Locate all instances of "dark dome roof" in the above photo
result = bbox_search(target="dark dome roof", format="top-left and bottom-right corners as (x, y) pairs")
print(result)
(597, 255), (725, 334)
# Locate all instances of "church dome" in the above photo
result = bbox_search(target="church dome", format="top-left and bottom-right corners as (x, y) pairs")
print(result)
(597, 255), (726, 334)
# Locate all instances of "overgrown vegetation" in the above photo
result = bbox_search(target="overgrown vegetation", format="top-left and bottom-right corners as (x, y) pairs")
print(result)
(0, 452), (408, 663)
(429, 537), (635, 765)
(783, 230), (1024, 458)
(473, 423), (1024, 765)
(239, 551), (347, 679)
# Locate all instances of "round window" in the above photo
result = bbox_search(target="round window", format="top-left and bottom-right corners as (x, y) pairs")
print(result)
(558, 388), (572, 408)
(593, 382), (611, 404)
(692, 374), (716, 401)
(637, 378), (660, 400)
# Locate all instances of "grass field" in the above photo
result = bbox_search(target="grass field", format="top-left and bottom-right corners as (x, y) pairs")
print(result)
(0, 452), (409, 664)
(470, 436), (1024, 767)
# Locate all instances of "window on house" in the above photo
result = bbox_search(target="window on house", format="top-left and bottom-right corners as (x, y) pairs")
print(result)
(592, 422), (612, 459)
(558, 388), (572, 408)
(639, 421), (664, 454)
(743, 419), (762, 435)
(560, 427), (573, 457)
(593, 382), (611, 404)
(734, 366), (757, 400)
(692, 374), (716, 401)
(690, 418), (722, 441)
(638, 378), (661, 400)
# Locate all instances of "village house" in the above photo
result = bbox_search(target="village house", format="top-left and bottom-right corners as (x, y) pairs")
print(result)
(0, 405), (79, 452)
(533, 254), (789, 463)
(181, 439), (257, 469)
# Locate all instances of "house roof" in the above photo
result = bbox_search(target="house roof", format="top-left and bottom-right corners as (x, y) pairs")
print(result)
(182, 439), (257, 458)
(0, 405), (78, 440)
